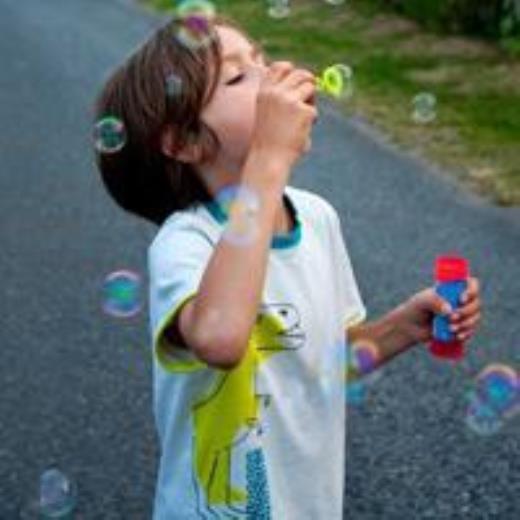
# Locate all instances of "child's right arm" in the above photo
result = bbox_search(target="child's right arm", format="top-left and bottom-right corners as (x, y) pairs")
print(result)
(167, 61), (317, 370)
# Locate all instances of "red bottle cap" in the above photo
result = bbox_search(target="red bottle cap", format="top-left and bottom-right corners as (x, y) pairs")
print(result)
(434, 255), (469, 282)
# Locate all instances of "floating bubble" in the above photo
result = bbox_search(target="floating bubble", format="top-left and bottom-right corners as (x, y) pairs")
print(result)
(464, 363), (519, 435)
(94, 116), (126, 154)
(102, 269), (142, 318)
(323, 0), (346, 6)
(39, 466), (77, 518)
(216, 185), (260, 247)
(345, 339), (380, 406)
(174, 0), (216, 49)
(165, 73), (183, 98)
(316, 64), (353, 100)
(412, 92), (437, 124)
(474, 364), (519, 416)
(267, 0), (291, 19)
(348, 339), (380, 380)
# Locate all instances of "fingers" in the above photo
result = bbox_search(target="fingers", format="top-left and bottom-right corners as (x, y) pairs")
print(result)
(450, 312), (481, 338)
(278, 68), (315, 90)
(453, 326), (477, 343)
(451, 298), (481, 321)
(267, 61), (295, 82)
(292, 81), (318, 108)
(450, 277), (482, 322)
(460, 276), (480, 305)
(264, 61), (317, 109)
(268, 62), (316, 96)
(449, 276), (482, 341)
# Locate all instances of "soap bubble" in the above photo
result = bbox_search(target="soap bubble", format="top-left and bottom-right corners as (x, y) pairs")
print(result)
(18, 467), (78, 519)
(216, 185), (260, 247)
(464, 364), (519, 435)
(345, 339), (380, 406)
(348, 339), (380, 380)
(323, 0), (346, 5)
(317, 64), (353, 100)
(474, 364), (519, 417)
(102, 269), (142, 318)
(165, 73), (183, 98)
(94, 116), (126, 154)
(412, 92), (437, 123)
(267, 0), (291, 19)
(39, 466), (77, 518)
(174, 0), (216, 49)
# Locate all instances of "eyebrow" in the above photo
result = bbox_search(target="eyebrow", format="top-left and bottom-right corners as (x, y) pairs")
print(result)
(222, 42), (264, 65)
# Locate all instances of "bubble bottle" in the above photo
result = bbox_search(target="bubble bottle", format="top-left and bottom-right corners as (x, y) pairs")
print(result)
(429, 254), (470, 361)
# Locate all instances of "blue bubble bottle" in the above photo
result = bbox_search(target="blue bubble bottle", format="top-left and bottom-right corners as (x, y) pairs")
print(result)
(430, 255), (470, 361)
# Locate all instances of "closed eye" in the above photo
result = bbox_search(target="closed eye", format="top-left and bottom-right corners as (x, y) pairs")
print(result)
(225, 74), (245, 86)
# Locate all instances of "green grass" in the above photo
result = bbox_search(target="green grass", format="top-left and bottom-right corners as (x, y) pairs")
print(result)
(143, 0), (520, 205)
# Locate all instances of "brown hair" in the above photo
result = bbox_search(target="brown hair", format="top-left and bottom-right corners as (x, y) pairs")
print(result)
(93, 14), (251, 226)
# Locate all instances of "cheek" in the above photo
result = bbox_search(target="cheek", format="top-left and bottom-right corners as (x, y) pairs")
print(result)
(206, 88), (258, 154)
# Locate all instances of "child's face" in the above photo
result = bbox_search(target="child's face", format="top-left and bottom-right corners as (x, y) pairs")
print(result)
(200, 25), (268, 179)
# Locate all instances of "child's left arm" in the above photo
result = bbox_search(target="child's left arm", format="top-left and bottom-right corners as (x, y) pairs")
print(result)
(347, 277), (482, 369)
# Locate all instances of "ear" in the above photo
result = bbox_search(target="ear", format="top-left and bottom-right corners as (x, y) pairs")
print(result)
(160, 127), (201, 163)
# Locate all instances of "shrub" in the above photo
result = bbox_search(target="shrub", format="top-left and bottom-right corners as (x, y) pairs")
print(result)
(375, 0), (520, 39)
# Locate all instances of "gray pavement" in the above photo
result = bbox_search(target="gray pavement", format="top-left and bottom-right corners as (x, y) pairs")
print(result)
(0, 0), (518, 518)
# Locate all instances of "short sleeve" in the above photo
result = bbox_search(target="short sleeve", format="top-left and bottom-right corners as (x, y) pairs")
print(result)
(325, 204), (367, 330)
(148, 217), (215, 373)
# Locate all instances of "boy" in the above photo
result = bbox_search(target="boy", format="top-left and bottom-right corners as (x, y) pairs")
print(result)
(94, 14), (481, 520)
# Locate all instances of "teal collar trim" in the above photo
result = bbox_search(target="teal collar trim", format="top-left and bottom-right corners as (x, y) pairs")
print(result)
(204, 192), (302, 250)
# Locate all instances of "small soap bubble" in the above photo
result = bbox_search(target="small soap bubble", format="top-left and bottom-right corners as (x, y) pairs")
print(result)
(464, 364), (519, 435)
(102, 269), (142, 318)
(165, 73), (183, 98)
(345, 339), (380, 406)
(316, 64), (353, 100)
(216, 185), (260, 247)
(349, 339), (380, 380)
(174, 0), (216, 49)
(94, 116), (126, 154)
(412, 92), (437, 124)
(474, 364), (519, 416)
(39, 466), (77, 518)
(267, 0), (291, 19)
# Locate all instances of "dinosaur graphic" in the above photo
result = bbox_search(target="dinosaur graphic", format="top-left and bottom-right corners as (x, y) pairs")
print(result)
(182, 302), (306, 519)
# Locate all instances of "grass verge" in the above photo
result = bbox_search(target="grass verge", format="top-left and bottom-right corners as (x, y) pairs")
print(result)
(143, 0), (520, 206)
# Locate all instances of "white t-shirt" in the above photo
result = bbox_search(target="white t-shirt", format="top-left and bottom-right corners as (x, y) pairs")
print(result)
(148, 186), (367, 520)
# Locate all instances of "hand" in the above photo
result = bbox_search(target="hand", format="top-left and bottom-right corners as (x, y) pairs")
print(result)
(250, 61), (317, 175)
(396, 277), (482, 347)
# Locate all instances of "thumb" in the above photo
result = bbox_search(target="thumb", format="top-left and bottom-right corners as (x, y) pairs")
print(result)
(413, 288), (452, 316)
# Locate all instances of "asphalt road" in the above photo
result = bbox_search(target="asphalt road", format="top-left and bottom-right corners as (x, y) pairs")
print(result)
(1, 0), (519, 518)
